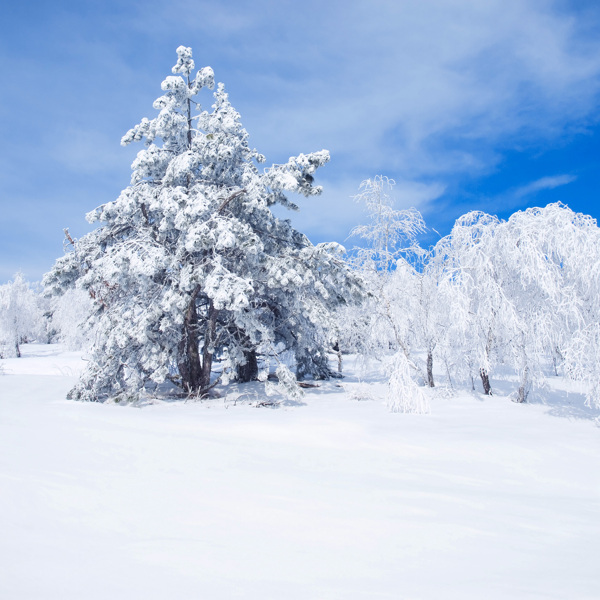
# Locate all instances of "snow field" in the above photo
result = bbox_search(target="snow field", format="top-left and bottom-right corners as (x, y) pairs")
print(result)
(1, 345), (599, 599)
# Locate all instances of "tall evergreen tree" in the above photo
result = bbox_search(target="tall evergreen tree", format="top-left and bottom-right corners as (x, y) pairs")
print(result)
(44, 46), (361, 402)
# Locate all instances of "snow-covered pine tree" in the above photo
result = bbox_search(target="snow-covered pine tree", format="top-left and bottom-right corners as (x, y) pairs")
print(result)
(44, 46), (361, 402)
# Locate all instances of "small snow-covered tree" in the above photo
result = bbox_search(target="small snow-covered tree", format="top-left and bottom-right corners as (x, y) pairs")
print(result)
(413, 245), (457, 388)
(350, 175), (426, 273)
(0, 273), (43, 357)
(44, 46), (361, 402)
(347, 176), (425, 362)
(343, 175), (429, 412)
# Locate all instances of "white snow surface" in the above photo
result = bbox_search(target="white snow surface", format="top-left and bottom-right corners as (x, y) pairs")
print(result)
(1, 345), (599, 599)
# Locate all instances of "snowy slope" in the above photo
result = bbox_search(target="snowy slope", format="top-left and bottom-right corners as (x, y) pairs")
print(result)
(1, 345), (599, 599)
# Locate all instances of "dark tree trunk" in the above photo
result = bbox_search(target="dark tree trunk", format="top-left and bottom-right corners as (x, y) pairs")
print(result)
(200, 300), (218, 394)
(480, 368), (492, 395)
(516, 365), (530, 403)
(426, 350), (435, 387)
(336, 346), (343, 377)
(15, 341), (21, 358)
(481, 327), (494, 395)
(178, 287), (202, 393)
(236, 349), (258, 382)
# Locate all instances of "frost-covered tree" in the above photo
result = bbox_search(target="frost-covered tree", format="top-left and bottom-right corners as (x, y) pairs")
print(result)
(44, 46), (361, 402)
(347, 176), (425, 363)
(343, 175), (429, 412)
(435, 212), (508, 395)
(434, 203), (600, 405)
(345, 191), (600, 408)
(0, 273), (43, 357)
(413, 246), (456, 388)
(350, 175), (426, 273)
(497, 203), (600, 404)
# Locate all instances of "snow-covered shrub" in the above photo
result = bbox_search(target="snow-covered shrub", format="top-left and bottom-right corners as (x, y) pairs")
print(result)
(565, 324), (600, 407)
(342, 381), (377, 402)
(386, 352), (430, 414)
(265, 364), (305, 402)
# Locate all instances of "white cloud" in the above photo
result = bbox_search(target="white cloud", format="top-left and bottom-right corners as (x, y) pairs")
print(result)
(514, 174), (577, 198)
(45, 1), (600, 196)
(115, 0), (600, 238)
(474, 173), (579, 217)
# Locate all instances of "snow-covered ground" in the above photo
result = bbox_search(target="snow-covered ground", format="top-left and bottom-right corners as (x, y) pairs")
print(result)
(1, 344), (599, 599)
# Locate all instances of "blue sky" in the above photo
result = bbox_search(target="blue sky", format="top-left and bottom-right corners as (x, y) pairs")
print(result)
(2, 0), (600, 282)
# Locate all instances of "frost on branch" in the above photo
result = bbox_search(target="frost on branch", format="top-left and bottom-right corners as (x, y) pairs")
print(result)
(44, 46), (362, 403)
(172, 45), (195, 76)
(350, 175), (426, 273)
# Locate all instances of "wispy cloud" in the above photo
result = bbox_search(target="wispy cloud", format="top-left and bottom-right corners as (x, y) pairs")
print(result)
(161, 0), (600, 178)
(514, 174), (577, 198)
